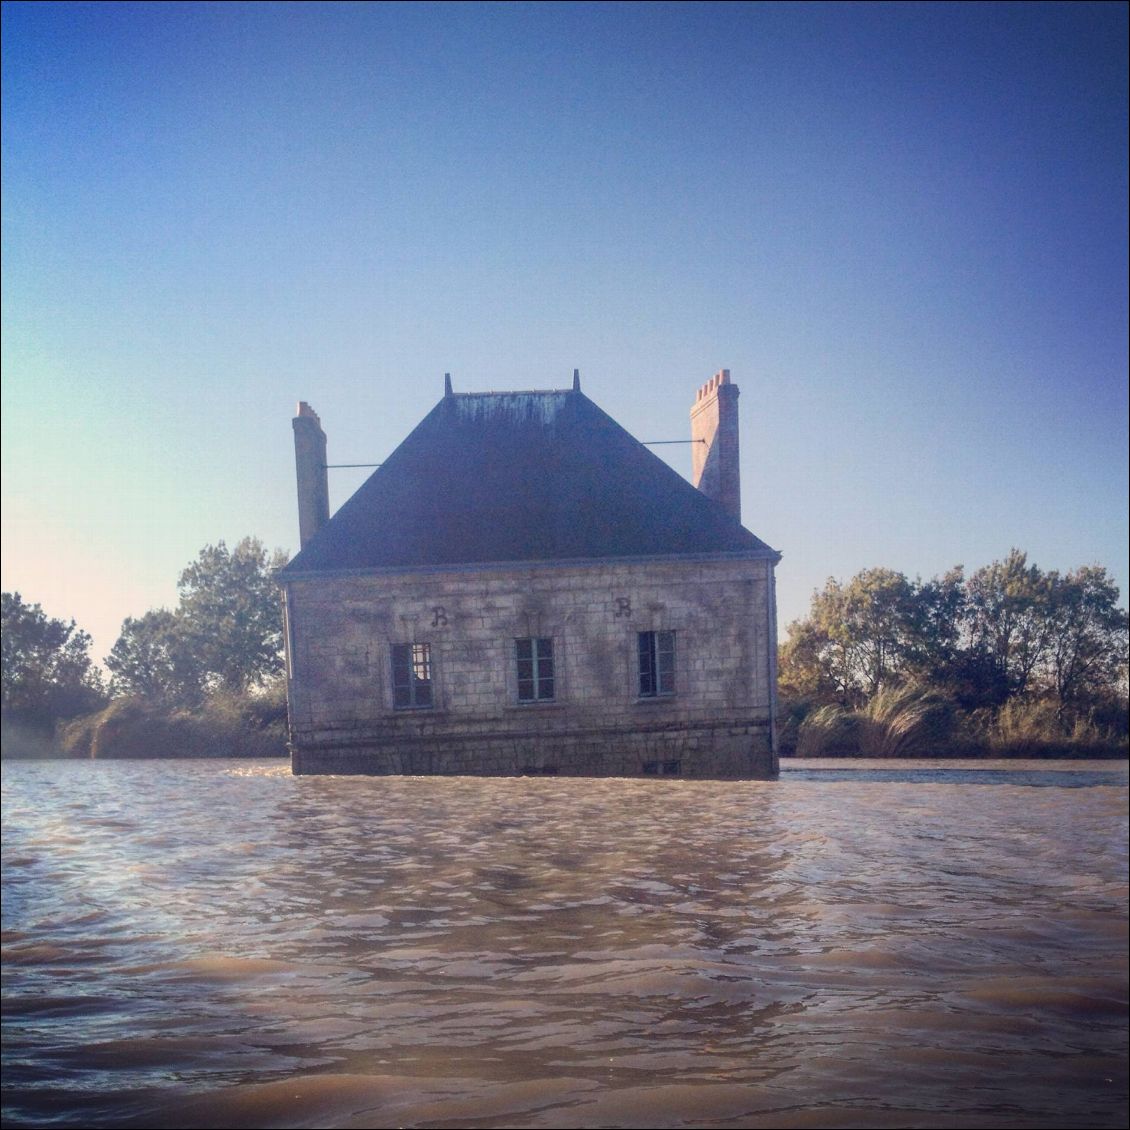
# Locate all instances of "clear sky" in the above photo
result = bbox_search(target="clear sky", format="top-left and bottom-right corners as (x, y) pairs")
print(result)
(3, 0), (1127, 663)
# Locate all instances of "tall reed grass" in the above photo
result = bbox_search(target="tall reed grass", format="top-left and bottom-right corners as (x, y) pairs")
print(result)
(790, 685), (1126, 758)
(795, 686), (968, 757)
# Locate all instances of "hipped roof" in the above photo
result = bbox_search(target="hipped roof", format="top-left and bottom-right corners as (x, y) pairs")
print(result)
(281, 388), (777, 576)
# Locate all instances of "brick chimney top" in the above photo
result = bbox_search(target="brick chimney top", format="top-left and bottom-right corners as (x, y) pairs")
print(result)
(695, 369), (731, 401)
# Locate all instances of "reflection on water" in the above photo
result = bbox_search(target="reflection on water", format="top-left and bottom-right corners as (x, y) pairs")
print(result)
(2, 758), (1126, 1129)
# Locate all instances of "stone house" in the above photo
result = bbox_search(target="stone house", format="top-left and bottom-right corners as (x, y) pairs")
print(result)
(278, 370), (781, 777)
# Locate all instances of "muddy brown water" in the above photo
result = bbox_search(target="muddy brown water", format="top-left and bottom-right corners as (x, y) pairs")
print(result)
(2, 758), (1126, 1128)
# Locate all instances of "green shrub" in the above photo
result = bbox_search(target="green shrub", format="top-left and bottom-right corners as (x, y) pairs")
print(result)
(776, 694), (818, 756)
(1, 717), (64, 759)
(793, 686), (980, 758)
(983, 698), (1127, 758)
(58, 694), (287, 760)
(856, 685), (977, 758)
(795, 704), (862, 757)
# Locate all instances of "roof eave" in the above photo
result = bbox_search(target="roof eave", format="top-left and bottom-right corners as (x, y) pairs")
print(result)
(277, 546), (782, 584)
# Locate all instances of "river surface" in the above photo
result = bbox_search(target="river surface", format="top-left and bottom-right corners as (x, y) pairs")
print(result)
(2, 758), (1126, 1129)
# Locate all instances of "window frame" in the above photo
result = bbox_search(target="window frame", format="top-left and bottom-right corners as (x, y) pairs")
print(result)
(515, 636), (556, 703)
(638, 630), (676, 698)
(391, 641), (434, 709)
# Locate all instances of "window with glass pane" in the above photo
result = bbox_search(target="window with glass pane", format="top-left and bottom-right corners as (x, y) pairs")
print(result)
(515, 637), (555, 701)
(391, 642), (433, 708)
(638, 630), (675, 697)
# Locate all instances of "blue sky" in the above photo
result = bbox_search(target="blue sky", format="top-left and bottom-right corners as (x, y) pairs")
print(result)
(2, 1), (1127, 662)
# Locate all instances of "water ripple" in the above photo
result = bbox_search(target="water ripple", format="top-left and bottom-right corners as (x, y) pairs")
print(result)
(2, 757), (1126, 1128)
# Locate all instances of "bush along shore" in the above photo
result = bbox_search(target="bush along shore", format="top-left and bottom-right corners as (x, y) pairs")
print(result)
(778, 685), (1127, 759)
(62, 691), (288, 760)
(3, 686), (289, 761)
(3, 540), (290, 760)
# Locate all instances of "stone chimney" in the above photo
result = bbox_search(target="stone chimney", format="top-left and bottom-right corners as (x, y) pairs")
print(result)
(690, 369), (741, 523)
(293, 402), (329, 549)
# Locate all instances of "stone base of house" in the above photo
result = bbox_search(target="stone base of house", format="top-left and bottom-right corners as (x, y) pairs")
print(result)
(290, 721), (777, 779)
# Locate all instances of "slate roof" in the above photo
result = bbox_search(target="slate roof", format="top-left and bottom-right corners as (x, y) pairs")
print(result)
(281, 388), (777, 575)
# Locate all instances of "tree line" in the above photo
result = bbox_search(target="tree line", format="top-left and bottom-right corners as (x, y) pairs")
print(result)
(2, 538), (287, 742)
(780, 549), (1128, 754)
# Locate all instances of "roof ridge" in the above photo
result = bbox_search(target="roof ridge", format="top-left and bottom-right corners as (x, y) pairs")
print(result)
(451, 388), (574, 397)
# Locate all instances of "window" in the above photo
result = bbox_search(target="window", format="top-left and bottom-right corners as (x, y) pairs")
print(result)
(391, 642), (433, 708)
(516, 637), (555, 702)
(638, 630), (675, 697)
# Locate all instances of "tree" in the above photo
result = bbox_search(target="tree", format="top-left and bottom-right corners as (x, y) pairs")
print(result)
(105, 609), (205, 704)
(779, 568), (929, 707)
(839, 568), (923, 697)
(105, 537), (288, 706)
(779, 598), (854, 706)
(1044, 565), (1129, 714)
(965, 549), (1054, 701)
(905, 567), (967, 680)
(1, 592), (104, 727)
(176, 538), (289, 694)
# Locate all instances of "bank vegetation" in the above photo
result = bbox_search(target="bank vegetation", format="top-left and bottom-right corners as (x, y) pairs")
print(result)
(3, 543), (1127, 760)
(2, 539), (289, 760)
(779, 551), (1129, 758)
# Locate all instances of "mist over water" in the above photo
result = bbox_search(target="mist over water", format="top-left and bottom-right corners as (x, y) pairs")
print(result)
(2, 758), (1126, 1129)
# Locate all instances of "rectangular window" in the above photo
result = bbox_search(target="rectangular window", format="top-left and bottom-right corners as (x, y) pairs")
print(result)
(638, 630), (675, 697)
(391, 642), (433, 708)
(516, 637), (555, 702)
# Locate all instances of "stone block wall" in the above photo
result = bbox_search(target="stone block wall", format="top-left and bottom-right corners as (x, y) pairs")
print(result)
(283, 554), (778, 778)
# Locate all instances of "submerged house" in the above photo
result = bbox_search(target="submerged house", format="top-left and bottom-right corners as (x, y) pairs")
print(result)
(278, 370), (781, 777)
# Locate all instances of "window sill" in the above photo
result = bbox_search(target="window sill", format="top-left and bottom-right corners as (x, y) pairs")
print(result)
(634, 695), (677, 706)
(504, 700), (566, 711)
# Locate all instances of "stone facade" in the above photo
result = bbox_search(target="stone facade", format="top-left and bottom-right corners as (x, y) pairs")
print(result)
(283, 554), (778, 777)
